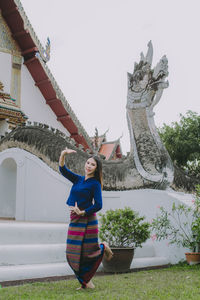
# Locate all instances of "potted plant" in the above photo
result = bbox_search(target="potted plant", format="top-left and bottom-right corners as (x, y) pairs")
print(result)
(99, 207), (151, 272)
(151, 185), (200, 265)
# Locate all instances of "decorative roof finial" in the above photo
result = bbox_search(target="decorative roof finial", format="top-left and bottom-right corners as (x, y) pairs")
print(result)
(36, 37), (51, 63)
(94, 127), (99, 151)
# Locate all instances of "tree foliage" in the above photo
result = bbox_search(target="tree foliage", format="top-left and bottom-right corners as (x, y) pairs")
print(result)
(159, 111), (200, 167)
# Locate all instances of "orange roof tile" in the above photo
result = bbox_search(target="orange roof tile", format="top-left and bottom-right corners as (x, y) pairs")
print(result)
(99, 143), (116, 160)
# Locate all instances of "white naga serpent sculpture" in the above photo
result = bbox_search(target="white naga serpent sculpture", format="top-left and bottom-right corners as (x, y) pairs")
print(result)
(0, 42), (174, 190)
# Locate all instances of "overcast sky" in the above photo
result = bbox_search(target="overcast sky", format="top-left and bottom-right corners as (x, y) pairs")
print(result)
(20, 0), (200, 154)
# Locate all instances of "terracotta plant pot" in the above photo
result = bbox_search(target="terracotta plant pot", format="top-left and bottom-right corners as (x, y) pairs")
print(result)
(102, 248), (134, 273)
(185, 252), (200, 265)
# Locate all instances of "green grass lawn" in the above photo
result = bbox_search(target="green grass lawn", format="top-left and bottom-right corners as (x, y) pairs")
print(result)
(0, 264), (200, 300)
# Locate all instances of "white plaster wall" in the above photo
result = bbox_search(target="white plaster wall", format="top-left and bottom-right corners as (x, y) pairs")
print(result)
(102, 189), (194, 264)
(24, 154), (70, 222)
(0, 148), (195, 264)
(0, 158), (16, 218)
(0, 52), (12, 94)
(0, 148), (70, 222)
(21, 65), (70, 136)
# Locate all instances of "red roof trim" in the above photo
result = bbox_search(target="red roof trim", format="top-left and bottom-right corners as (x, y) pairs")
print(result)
(12, 29), (28, 38)
(1, 7), (18, 17)
(57, 114), (69, 121)
(22, 47), (38, 55)
(35, 78), (51, 87)
(45, 98), (59, 104)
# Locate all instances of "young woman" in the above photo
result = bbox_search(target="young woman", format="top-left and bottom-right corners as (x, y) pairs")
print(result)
(59, 147), (113, 289)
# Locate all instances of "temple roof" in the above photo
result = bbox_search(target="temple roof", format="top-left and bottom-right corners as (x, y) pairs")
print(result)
(0, 0), (93, 150)
(99, 139), (122, 160)
(90, 128), (122, 160)
(90, 130), (108, 151)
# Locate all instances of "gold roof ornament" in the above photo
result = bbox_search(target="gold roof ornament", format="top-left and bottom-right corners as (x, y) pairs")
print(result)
(0, 80), (28, 127)
(0, 81), (4, 91)
(0, 81), (12, 101)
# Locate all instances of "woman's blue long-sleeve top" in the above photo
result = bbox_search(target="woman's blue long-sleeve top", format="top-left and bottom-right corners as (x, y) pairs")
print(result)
(59, 165), (102, 216)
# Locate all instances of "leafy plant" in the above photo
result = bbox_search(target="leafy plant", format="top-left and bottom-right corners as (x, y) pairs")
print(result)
(151, 185), (200, 252)
(99, 207), (150, 248)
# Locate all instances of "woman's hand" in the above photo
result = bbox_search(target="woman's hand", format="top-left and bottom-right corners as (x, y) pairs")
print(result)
(70, 202), (85, 216)
(59, 147), (76, 167)
(61, 147), (77, 156)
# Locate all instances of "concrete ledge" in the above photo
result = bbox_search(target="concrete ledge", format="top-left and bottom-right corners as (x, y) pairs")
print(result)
(0, 262), (73, 282)
(0, 244), (66, 265)
(131, 256), (169, 269)
(0, 221), (68, 245)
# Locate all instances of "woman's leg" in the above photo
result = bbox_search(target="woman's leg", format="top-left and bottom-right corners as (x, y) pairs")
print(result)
(66, 213), (105, 289)
(78, 214), (105, 288)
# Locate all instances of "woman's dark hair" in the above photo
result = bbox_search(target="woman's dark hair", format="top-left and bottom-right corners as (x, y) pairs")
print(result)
(90, 155), (103, 189)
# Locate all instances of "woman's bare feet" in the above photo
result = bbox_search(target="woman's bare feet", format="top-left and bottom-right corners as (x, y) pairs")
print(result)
(76, 280), (95, 290)
(103, 242), (113, 261)
(86, 280), (95, 289)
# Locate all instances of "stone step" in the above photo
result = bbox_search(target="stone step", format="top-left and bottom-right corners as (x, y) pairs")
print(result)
(0, 262), (73, 282)
(0, 220), (169, 283)
(0, 244), (66, 266)
(0, 242), (156, 266)
(0, 256), (169, 283)
(0, 221), (67, 245)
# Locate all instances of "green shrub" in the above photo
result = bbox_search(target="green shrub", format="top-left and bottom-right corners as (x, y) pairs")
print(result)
(99, 207), (150, 248)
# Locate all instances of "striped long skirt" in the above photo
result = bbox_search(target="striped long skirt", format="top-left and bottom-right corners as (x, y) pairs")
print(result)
(66, 213), (105, 288)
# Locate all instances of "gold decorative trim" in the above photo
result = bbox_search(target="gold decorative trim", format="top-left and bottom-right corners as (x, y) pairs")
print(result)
(0, 80), (27, 127)
(0, 81), (4, 91)
(0, 81), (11, 100)
(0, 107), (27, 125)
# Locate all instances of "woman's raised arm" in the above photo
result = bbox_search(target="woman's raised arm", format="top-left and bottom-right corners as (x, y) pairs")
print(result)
(59, 148), (77, 167)
(59, 148), (79, 183)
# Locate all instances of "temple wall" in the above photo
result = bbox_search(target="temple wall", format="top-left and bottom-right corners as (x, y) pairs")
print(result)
(102, 189), (193, 264)
(0, 148), (69, 222)
(20, 65), (70, 136)
(0, 148), (194, 264)
(0, 147), (194, 224)
(0, 52), (12, 94)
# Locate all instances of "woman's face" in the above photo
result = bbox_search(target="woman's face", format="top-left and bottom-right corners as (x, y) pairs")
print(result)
(85, 157), (97, 177)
